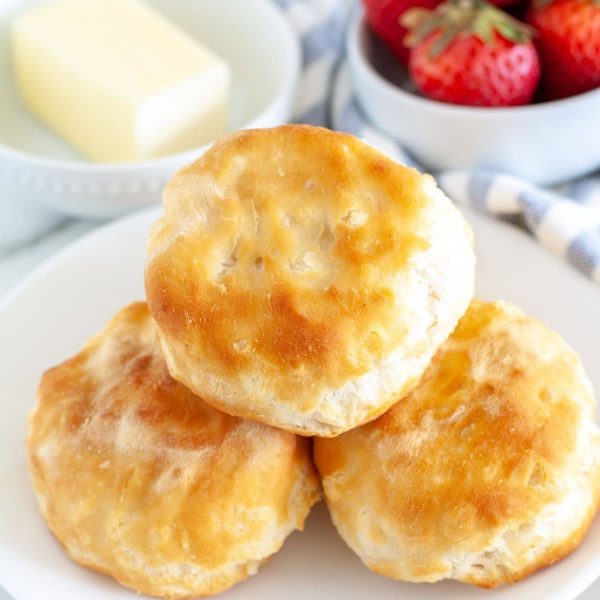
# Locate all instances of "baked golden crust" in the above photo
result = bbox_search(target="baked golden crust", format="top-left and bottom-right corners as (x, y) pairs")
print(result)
(314, 300), (600, 587)
(28, 303), (320, 599)
(145, 125), (475, 436)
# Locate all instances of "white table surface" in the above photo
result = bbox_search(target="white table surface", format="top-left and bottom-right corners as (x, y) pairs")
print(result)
(1, 217), (600, 600)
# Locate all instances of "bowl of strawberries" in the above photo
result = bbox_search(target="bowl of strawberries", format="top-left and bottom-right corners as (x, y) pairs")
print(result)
(348, 0), (600, 184)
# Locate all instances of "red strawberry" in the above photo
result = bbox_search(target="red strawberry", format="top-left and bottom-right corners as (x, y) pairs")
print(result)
(527, 0), (600, 100)
(403, 0), (541, 106)
(362, 0), (518, 65)
(363, 0), (442, 64)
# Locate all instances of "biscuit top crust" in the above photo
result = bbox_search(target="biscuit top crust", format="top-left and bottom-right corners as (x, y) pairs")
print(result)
(146, 125), (462, 410)
(315, 300), (599, 573)
(29, 303), (317, 576)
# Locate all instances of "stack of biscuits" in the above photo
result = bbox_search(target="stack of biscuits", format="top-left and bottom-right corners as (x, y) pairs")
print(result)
(28, 126), (600, 598)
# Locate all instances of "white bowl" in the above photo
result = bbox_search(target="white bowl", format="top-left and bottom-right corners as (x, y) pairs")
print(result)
(347, 9), (600, 186)
(0, 0), (300, 245)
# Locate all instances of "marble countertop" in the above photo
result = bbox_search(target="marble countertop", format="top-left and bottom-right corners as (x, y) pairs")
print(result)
(1, 217), (600, 600)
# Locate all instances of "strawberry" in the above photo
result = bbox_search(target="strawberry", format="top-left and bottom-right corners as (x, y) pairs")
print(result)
(362, 0), (518, 65)
(403, 0), (541, 106)
(527, 0), (600, 100)
(363, 0), (442, 64)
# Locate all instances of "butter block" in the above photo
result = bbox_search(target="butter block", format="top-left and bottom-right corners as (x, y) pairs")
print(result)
(11, 0), (230, 162)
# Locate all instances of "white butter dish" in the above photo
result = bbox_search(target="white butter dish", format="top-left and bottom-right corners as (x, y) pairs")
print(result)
(0, 0), (300, 246)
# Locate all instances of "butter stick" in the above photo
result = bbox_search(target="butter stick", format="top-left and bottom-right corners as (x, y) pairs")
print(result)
(11, 0), (230, 162)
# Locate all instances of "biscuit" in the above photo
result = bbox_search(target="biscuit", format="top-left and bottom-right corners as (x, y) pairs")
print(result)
(314, 300), (600, 587)
(145, 125), (475, 436)
(28, 303), (320, 599)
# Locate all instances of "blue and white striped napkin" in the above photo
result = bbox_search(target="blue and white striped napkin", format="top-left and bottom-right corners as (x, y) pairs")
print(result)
(275, 0), (600, 286)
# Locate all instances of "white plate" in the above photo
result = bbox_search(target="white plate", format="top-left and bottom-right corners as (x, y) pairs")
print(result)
(0, 207), (599, 600)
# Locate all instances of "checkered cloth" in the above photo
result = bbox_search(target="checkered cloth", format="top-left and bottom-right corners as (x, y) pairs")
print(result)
(275, 0), (600, 286)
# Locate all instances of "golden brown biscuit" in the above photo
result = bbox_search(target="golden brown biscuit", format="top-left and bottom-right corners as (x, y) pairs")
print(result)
(314, 300), (600, 587)
(28, 303), (320, 599)
(145, 125), (475, 436)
